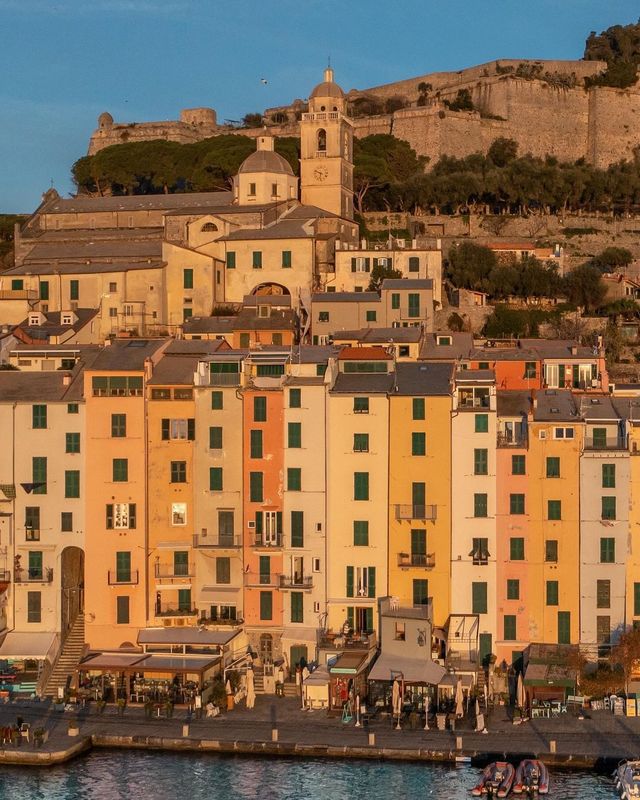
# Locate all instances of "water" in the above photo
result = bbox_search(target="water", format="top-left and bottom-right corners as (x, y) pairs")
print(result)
(0, 751), (614, 799)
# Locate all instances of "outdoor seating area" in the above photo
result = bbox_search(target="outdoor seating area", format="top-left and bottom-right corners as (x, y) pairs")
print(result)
(530, 699), (567, 718)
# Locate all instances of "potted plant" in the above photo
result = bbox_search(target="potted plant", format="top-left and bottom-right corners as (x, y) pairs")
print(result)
(67, 719), (79, 737)
(116, 697), (127, 716)
(53, 697), (65, 713)
(96, 699), (107, 715)
(33, 727), (45, 748)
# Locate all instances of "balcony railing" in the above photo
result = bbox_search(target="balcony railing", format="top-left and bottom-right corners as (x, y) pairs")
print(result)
(584, 437), (627, 451)
(497, 432), (527, 448)
(253, 534), (283, 548)
(193, 534), (241, 549)
(154, 564), (195, 579)
(279, 575), (313, 590)
(14, 567), (53, 584)
(198, 615), (244, 627)
(395, 504), (437, 521)
(155, 604), (197, 617)
(0, 570), (11, 583)
(318, 630), (377, 650)
(108, 570), (139, 585)
(397, 553), (435, 569)
(208, 373), (241, 387)
(245, 573), (281, 587)
(25, 528), (40, 542)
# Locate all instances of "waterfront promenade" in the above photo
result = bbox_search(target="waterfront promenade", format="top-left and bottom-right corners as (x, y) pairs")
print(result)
(0, 696), (639, 768)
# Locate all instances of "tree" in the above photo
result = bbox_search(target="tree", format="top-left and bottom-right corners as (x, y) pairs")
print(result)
(447, 242), (497, 292)
(611, 627), (640, 693)
(367, 263), (402, 292)
(562, 264), (607, 312)
(444, 89), (474, 112)
(487, 138), (518, 168)
(242, 113), (264, 128)
(592, 246), (634, 272)
(603, 322), (625, 366)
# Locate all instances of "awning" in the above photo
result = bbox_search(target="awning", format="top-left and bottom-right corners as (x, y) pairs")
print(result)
(138, 627), (238, 647)
(524, 662), (576, 688)
(329, 652), (370, 675)
(437, 673), (474, 689)
(281, 626), (318, 644)
(80, 653), (147, 671)
(141, 655), (220, 674)
(303, 665), (330, 686)
(368, 653), (446, 685)
(79, 652), (220, 676)
(0, 631), (56, 660)
(197, 586), (240, 601)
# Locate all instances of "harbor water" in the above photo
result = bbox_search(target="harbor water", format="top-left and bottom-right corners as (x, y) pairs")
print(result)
(0, 750), (615, 799)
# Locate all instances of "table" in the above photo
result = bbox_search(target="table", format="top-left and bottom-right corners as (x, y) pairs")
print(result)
(531, 706), (550, 718)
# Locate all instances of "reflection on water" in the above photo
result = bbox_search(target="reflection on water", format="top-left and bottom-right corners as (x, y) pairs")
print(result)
(0, 751), (614, 799)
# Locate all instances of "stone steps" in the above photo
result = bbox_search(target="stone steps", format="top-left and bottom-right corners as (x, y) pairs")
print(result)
(42, 614), (85, 697)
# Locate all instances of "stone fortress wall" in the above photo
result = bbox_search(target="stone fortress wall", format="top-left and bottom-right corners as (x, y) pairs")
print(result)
(87, 59), (640, 169)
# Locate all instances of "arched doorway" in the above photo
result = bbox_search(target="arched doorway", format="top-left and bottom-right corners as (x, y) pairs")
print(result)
(259, 633), (273, 664)
(252, 283), (290, 297)
(60, 547), (84, 637)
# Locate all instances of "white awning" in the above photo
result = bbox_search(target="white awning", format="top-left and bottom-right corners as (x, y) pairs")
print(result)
(0, 632), (57, 660)
(281, 626), (318, 644)
(438, 673), (474, 689)
(368, 653), (446, 685)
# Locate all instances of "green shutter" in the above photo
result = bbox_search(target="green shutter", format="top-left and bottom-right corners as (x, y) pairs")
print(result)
(602, 464), (616, 488)
(412, 398), (425, 420)
(216, 557), (231, 584)
(474, 448), (488, 475)
(289, 388), (301, 408)
(511, 455), (525, 475)
(412, 482), (425, 506)
(408, 293), (420, 318)
(254, 396), (267, 421)
(252, 251), (262, 269)
(70, 279), (79, 300)
(250, 472), (263, 502)
(602, 496), (616, 520)
(39, 280), (49, 301)
(209, 467), (223, 491)
(116, 596), (129, 625)
(546, 580), (559, 606)
(353, 521), (369, 546)
(475, 413), (488, 433)
(346, 566), (354, 598)
(411, 432), (426, 455)
(250, 430), (263, 458)
(634, 583), (640, 616)
(411, 529), (426, 556)
(504, 615), (516, 641)
(259, 555), (270, 583)
(282, 250), (292, 268)
(178, 589), (191, 611)
(209, 426), (223, 449)
(287, 468), (301, 491)
(391, 293), (400, 309)
(187, 419), (195, 440)
(65, 470), (80, 498)
(255, 511), (263, 535)
(558, 611), (571, 644)
(412, 579), (428, 606)
(368, 567), (376, 598)
(288, 422), (301, 448)
(510, 494), (525, 514)
(507, 579), (519, 600)
(116, 552), (131, 582)
(183, 268), (194, 289)
(354, 472), (369, 500)
(211, 391), (223, 409)
(472, 582), (487, 614)
(546, 457), (560, 478)
(600, 537), (615, 563)
(112, 459), (128, 482)
(291, 511), (304, 547)
(291, 592), (303, 622)
(226, 251), (236, 269)
(548, 500), (562, 520)
(32, 405), (47, 429)
(65, 432), (80, 453)
(161, 419), (170, 440)
(474, 493), (487, 518)
(510, 537), (525, 560)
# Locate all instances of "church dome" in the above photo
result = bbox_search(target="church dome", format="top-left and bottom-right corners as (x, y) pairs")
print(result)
(238, 149), (293, 175)
(310, 67), (345, 99)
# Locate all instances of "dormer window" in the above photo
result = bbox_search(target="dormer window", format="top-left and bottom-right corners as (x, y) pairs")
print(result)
(258, 305), (270, 318)
(28, 314), (40, 326)
(249, 183), (256, 197)
(62, 314), (73, 325)
(437, 336), (452, 346)
(201, 222), (218, 232)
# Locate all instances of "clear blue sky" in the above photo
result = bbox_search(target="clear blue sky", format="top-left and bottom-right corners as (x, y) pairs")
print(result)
(0, 0), (638, 212)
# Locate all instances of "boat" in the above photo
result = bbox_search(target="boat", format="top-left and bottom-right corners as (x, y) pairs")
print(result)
(471, 761), (516, 797)
(512, 759), (549, 794)
(614, 760), (640, 799)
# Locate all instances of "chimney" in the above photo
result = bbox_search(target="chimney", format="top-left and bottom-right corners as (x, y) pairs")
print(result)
(571, 345), (578, 356)
(62, 372), (72, 386)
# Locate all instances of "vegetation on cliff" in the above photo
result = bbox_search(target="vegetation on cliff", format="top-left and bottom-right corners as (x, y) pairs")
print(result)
(584, 20), (640, 89)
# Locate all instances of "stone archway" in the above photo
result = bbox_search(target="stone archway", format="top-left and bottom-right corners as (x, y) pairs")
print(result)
(60, 546), (84, 636)
(252, 283), (290, 297)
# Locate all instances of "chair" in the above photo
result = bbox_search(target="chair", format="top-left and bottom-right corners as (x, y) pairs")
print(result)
(20, 723), (30, 743)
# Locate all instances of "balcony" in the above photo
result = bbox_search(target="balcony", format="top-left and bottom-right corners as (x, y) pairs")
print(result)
(318, 630), (377, 651)
(301, 111), (340, 122)
(155, 603), (197, 617)
(208, 373), (241, 387)
(193, 534), (241, 549)
(584, 436), (627, 451)
(279, 575), (313, 590)
(0, 570), (11, 583)
(25, 528), (40, 542)
(253, 534), (283, 548)
(198, 615), (244, 627)
(154, 564), (195, 580)
(497, 432), (527, 448)
(245, 573), (281, 588)
(108, 570), (139, 586)
(14, 567), (53, 584)
(397, 553), (435, 569)
(395, 504), (437, 521)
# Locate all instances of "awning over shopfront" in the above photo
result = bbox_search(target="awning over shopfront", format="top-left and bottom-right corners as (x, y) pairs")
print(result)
(437, 673), (474, 689)
(79, 653), (147, 671)
(329, 652), (370, 675)
(523, 662), (576, 691)
(138, 627), (238, 648)
(281, 626), (319, 644)
(0, 632), (57, 660)
(368, 654), (446, 685)
(140, 655), (220, 674)
(303, 665), (330, 686)
(80, 652), (220, 677)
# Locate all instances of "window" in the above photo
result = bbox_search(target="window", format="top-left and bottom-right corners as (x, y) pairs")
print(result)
(413, 579), (428, 607)
(602, 496), (616, 520)
(524, 362), (537, 379)
(250, 430), (263, 459)
(600, 537), (615, 563)
(250, 472), (263, 502)
(111, 414), (126, 438)
(28, 551), (43, 580)
(411, 529), (426, 561)
(65, 432), (80, 453)
(475, 414), (488, 433)
(289, 388), (301, 408)
(109, 307), (118, 318)
(545, 540), (558, 562)
(32, 457), (47, 495)
(553, 427), (574, 439)
(239, 333), (250, 348)
(291, 592), (304, 623)
(412, 398), (425, 420)
(408, 293), (420, 318)
(602, 464), (616, 489)
(592, 427), (607, 448)
(32, 405), (47, 429)
(61, 512), (73, 532)
(316, 363), (327, 377)
(353, 433), (369, 452)
(471, 537), (489, 565)
(282, 250), (292, 268)
(354, 472), (369, 500)
(353, 397), (369, 414)
(170, 461), (187, 483)
(172, 503), (187, 525)
(92, 376), (143, 398)
(546, 457), (560, 478)
(67, 403), (79, 414)
(27, 592), (41, 623)
(291, 511), (304, 548)
(216, 557), (231, 585)
(546, 580), (559, 606)
(160, 418), (195, 441)
(211, 391), (223, 410)
(318, 311), (329, 322)
(411, 432), (426, 456)
(116, 552), (131, 583)
(635, 583), (640, 616)
(108, 282), (117, 293)
(510, 494), (525, 515)
(366, 310), (377, 322)
(252, 251), (262, 269)
(408, 256), (419, 273)
(112, 459), (128, 482)
(395, 622), (406, 641)
(474, 493), (488, 518)
(287, 468), (301, 491)
(25, 507), (40, 536)
(507, 579), (520, 600)
(474, 448), (488, 475)
(391, 293), (400, 309)
(209, 426), (223, 449)
(226, 251), (236, 269)
(116, 596), (130, 625)
(254, 396), (267, 422)
(547, 500), (561, 521)
(504, 615), (517, 641)
(353, 520), (369, 546)
(260, 591), (272, 621)
(183, 308), (193, 321)
(106, 503), (136, 530)
(512, 455), (525, 475)
(510, 537), (525, 560)
(288, 422), (302, 448)
(472, 582), (487, 614)
(597, 579), (611, 609)
(11, 279), (23, 290)
(183, 268), (194, 289)
(65, 470), (80, 498)
(39, 280), (49, 301)
(209, 467), (223, 491)
(558, 611), (571, 644)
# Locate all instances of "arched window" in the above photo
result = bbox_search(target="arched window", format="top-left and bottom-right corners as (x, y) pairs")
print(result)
(317, 128), (327, 152)
(201, 222), (218, 232)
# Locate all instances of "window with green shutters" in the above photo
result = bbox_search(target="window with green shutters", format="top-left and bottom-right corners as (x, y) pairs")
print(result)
(412, 398), (425, 420)
(61, 512), (73, 532)
(635, 583), (640, 616)
(32, 457), (47, 495)
(346, 566), (354, 597)
(510, 494), (525, 515)
(112, 459), (128, 482)
(510, 537), (525, 560)
(474, 448), (488, 475)
(558, 611), (571, 644)
(250, 472), (263, 502)
(282, 250), (292, 268)
(354, 472), (369, 500)
(254, 396), (267, 422)
(474, 493), (488, 518)
(11, 279), (23, 290)
(353, 433), (369, 452)
(524, 362), (537, 379)
(67, 403), (78, 414)
(602, 496), (616, 520)
(65, 432), (80, 453)
(65, 470), (80, 498)
(353, 521), (369, 546)
(546, 580), (559, 606)
(411, 529), (426, 560)
(316, 363), (327, 377)
(259, 591), (272, 620)
(291, 511), (304, 547)
(69, 279), (79, 301)
(602, 463), (616, 488)
(291, 591), (303, 623)
(288, 422), (301, 448)
(252, 251), (262, 269)
(209, 467), (223, 491)
(408, 256), (420, 272)
(408, 293), (420, 318)
(413, 578), (428, 606)
(32, 405), (47, 429)
(111, 414), (126, 438)
(25, 506), (40, 533)
(28, 551), (43, 579)
(507, 579), (520, 600)
(173, 551), (189, 577)
(391, 293), (400, 309)
(177, 588), (191, 611)
(472, 582), (487, 614)
(412, 482), (425, 508)
(504, 615), (517, 641)
(216, 557), (231, 585)
(411, 432), (426, 455)
(115, 596), (129, 625)
(211, 391), (223, 410)
(39, 280), (49, 301)
(548, 500), (562, 520)
(597, 579), (611, 609)
(511, 455), (525, 475)
(353, 397), (369, 414)
(366, 310), (377, 322)
(592, 427), (607, 448)
(289, 388), (301, 408)
(546, 457), (560, 478)
(170, 461), (186, 483)
(287, 468), (301, 491)
(545, 540), (558, 562)
(27, 592), (41, 623)
(183, 268), (194, 289)
(600, 537), (615, 563)
(250, 430), (263, 458)
(475, 414), (488, 433)
(116, 552), (131, 583)
(209, 426), (223, 449)
(239, 333), (250, 348)
(226, 251), (236, 269)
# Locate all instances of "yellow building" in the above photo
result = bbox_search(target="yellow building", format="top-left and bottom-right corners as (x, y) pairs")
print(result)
(626, 402), (640, 628)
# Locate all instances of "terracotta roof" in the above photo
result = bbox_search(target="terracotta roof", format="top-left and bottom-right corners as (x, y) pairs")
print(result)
(337, 346), (392, 360)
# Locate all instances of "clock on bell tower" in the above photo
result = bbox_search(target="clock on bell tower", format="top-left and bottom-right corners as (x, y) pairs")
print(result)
(300, 67), (354, 220)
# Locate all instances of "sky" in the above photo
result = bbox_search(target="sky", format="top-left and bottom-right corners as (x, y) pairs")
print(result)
(0, 0), (638, 212)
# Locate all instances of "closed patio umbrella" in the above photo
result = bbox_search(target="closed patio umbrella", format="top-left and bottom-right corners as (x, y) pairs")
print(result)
(424, 693), (430, 730)
(517, 671), (526, 712)
(392, 679), (402, 729)
(246, 669), (256, 710)
(455, 677), (464, 719)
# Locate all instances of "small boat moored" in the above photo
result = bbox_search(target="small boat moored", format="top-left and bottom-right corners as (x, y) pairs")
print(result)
(471, 761), (516, 797)
(512, 759), (549, 794)
(614, 759), (640, 799)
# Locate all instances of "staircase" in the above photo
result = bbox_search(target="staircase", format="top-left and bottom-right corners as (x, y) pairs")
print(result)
(41, 614), (85, 698)
(253, 667), (265, 694)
